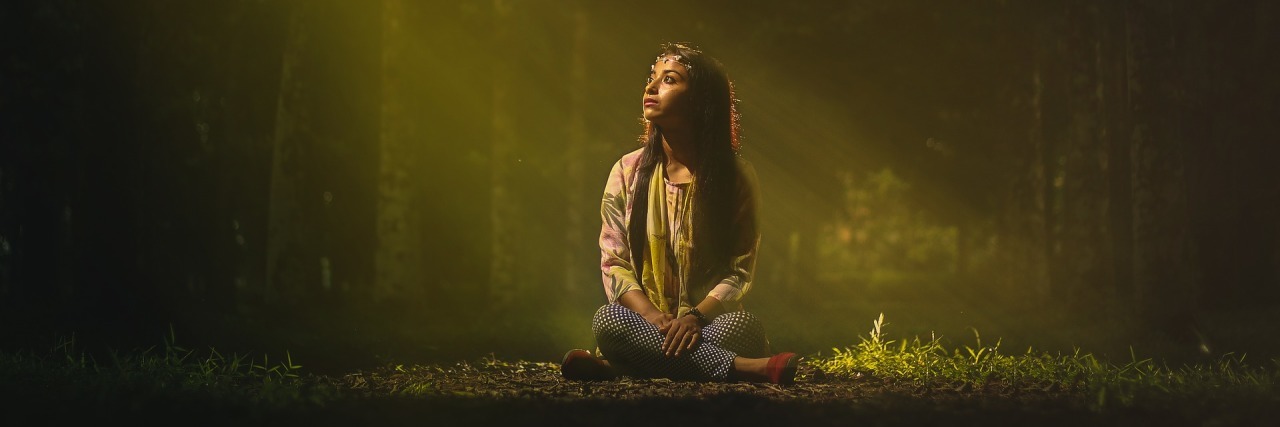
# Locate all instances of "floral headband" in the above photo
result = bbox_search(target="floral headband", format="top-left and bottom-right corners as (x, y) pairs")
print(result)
(652, 53), (694, 71)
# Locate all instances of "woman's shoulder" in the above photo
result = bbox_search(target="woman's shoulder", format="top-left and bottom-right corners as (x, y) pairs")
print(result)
(610, 147), (647, 176)
(734, 154), (758, 184)
(617, 147), (646, 167)
(734, 154), (755, 173)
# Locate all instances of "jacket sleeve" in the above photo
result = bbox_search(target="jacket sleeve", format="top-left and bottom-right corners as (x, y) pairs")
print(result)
(600, 159), (642, 303)
(706, 160), (760, 309)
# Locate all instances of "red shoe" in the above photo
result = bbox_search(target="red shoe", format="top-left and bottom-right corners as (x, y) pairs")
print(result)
(560, 349), (616, 381)
(765, 352), (799, 385)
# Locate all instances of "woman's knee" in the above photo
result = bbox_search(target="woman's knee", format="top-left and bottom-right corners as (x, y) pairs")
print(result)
(593, 303), (633, 323)
(592, 304), (637, 336)
(714, 310), (763, 331)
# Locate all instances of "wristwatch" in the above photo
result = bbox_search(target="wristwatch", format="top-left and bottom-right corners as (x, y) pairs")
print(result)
(685, 307), (708, 326)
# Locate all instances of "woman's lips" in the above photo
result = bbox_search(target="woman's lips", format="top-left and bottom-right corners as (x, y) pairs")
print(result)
(643, 98), (658, 106)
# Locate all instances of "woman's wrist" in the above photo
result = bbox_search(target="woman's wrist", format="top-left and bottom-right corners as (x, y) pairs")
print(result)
(643, 310), (669, 324)
(683, 307), (708, 326)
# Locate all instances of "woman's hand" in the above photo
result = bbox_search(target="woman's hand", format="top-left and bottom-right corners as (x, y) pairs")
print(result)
(643, 311), (674, 329)
(619, 290), (673, 330)
(660, 314), (701, 357)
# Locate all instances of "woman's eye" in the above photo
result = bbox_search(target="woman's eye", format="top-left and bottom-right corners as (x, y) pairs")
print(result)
(646, 76), (654, 84)
(663, 76), (675, 84)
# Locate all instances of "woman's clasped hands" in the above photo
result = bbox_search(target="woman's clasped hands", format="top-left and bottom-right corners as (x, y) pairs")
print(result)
(657, 313), (701, 357)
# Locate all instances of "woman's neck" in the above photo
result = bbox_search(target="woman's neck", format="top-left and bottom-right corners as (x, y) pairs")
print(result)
(660, 128), (697, 183)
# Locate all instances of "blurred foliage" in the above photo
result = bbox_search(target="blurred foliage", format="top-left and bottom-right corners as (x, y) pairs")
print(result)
(818, 168), (958, 284)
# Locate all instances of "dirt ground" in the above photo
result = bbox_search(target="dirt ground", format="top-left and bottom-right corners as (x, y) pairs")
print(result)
(7, 358), (1272, 426)
(304, 360), (1233, 427)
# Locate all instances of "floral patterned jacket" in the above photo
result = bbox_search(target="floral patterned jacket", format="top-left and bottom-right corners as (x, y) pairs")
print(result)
(598, 148), (760, 316)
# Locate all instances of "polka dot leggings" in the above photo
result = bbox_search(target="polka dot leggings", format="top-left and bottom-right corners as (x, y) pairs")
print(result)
(592, 304), (771, 381)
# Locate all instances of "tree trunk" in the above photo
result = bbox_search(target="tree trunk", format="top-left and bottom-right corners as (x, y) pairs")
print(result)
(374, 0), (425, 302)
(1052, 0), (1115, 312)
(1103, 0), (1135, 311)
(1126, 0), (1199, 331)
(265, 3), (313, 303)
(1000, 51), (1049, 304)
(1262, 2), (1280, 301)
(489, 0), (517, 301)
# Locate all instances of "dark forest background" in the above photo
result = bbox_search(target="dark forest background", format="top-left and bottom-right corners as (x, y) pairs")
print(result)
(2, 0), (1277, 373)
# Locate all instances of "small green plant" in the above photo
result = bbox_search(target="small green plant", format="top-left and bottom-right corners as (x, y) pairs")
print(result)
(253, 351), (304, 381)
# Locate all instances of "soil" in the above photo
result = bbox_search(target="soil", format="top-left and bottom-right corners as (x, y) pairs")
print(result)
(7, 358), (1271, 426)
(305, 360), (1180, 427)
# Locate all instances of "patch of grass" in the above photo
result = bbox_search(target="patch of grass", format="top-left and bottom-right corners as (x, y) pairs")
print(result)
(0, 326), (337, 410)
(808, 313), (1279, 411)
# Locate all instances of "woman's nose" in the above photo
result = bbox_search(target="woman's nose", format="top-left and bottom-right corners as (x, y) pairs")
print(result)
(645, 80), (658, 94)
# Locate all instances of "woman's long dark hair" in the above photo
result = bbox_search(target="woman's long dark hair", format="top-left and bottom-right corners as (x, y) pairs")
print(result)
(628, 42), (743, 298)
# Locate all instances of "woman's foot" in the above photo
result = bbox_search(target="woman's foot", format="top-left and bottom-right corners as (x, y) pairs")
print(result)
(560, 349), (617, 381)
(764, 352), (799, 385)
(732, 353), (799, 384)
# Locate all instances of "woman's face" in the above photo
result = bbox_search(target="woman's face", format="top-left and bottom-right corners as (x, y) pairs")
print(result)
(642, 55), (692, 128)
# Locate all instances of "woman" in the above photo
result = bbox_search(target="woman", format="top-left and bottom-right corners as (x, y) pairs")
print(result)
(561, 43), (798, 384)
